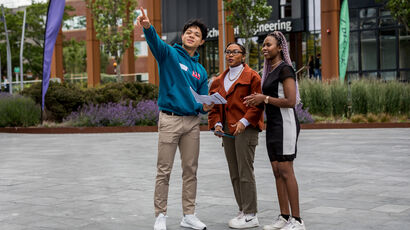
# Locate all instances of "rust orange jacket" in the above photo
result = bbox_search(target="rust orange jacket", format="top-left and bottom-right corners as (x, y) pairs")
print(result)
(208, 64), (264, 134)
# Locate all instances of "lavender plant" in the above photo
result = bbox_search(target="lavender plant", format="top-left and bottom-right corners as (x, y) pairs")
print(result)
(64, 100), (159, 127)
(295, 103), (315, 124)
(0, 94), (41, 127)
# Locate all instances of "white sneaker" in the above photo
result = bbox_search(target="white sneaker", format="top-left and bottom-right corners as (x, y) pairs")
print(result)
(228, 211), (244, 226)
(180, 214), (207, 230)
(154, 213), (167, 230)
(281, 218), (306, 230)
(228, 213), (259, 229)
(263, 215), (289, 230)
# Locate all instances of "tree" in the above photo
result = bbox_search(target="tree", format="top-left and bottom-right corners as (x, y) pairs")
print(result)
(86, 0), (138, 79)
(223, 0), (272, 64)
(0, 3), (73, 79)
(378, 0), (410, 31)
(63, 39), (86, 74)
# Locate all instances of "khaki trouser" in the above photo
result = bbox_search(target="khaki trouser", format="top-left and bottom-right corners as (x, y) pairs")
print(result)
(223, 123), (259, 214)
(154, 112), (200, 216)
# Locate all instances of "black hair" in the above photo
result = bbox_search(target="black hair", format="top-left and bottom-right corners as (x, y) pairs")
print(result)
(225, 42), (246, 55)
(182, 19), (208, 40)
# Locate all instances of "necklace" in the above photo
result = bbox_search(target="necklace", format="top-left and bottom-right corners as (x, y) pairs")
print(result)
(271, 60), (283, 70)
(228, 66), (244, 81)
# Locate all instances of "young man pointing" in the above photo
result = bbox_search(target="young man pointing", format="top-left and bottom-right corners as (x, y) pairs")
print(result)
(137, 7), (213, 230)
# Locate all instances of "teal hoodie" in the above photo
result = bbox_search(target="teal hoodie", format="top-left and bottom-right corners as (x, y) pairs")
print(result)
(143, 25), (208, 115)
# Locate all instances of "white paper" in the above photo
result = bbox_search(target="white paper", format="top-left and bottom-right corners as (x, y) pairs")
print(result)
(190, 87), (227, 105)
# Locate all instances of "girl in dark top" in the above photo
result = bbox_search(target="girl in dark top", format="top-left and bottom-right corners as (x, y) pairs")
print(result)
(244, 31), (306, 230)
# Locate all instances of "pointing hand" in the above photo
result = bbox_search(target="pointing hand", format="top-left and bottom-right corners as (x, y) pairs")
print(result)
(137, 6), (151, 29)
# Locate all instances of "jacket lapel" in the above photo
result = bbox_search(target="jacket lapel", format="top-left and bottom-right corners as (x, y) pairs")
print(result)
(218, 69), (229, 98)
(226, 64), (251, 97)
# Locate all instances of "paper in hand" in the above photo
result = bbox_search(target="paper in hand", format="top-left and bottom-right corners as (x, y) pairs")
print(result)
(190, 87), (227, 105)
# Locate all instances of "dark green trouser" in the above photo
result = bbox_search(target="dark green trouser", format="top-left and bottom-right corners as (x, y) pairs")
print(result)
(223, 124), (259, 214)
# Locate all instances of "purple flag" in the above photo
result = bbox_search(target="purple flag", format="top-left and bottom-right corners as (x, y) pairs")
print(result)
(42, 0), (66, 110)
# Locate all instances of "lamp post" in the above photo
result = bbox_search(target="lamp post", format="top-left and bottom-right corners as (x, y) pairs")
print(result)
(20, 8), (26, 91)
(1, 5), (12, 94)
(221, 0), (226, 70)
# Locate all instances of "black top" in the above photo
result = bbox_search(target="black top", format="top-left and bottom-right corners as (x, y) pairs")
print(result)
(262, 62), (300, 158)
(315, 57), (321, 69)
(308, 60), (314, 70)
(262, 62), (297, 125)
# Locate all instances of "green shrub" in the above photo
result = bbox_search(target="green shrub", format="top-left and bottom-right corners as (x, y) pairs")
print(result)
(22, 81), (159, 122)
(45, 82), (86, 121)
(366, 113), (378, 123)
(299, 79), (332, 116)
(351, 81), (368, 114)
(351, 114), (367, 123)
(378, 113), (391, 123)
(384, 81), (408, 116)
(300, 79), (409, 118)
(0, 95), (41, 127)
(366, 81), (385, 114)
(330, 80), (348, 116)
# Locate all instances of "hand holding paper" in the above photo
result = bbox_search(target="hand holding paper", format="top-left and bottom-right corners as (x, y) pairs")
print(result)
(190, 87), (227, 105)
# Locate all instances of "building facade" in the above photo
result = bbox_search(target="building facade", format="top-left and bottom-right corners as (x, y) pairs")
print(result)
(62, 0), (408, 83)
(346, 0), (409, 81)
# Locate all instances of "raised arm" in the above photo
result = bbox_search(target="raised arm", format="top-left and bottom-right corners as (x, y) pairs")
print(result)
(137, 6), (169, 62)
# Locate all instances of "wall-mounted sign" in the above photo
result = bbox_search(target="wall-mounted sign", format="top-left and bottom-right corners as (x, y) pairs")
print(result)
(207, 19), (295, 39)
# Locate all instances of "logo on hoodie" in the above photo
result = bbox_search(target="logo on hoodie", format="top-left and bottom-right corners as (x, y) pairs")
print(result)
(192, 71), (200, 80)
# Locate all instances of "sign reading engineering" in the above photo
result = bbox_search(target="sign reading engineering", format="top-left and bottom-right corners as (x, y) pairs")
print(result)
(207, 20), (293, 39)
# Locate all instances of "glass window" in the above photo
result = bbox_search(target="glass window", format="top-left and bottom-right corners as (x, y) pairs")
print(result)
(360, 8), (377, 18)
(280, 0), (292, 18)
(380, 30), (397, 69)
(360, 8), (377, 29)
(360, 18), (377, 29)
(361, 31), (377, 71)
(291, 0), (301, 18)
(379, 8), (391, 17)
(362, 71), (378, 80)
(202, 40), (219, 75)
(136, 73), (149, 82)
(348, 32), (359, 71)
(380, 16), (396, 27)
(63, 16), (86, 31)
(134, 41), (148, 56)
(399, 29), (410, 69)
(349, 9), (358, 30)
(380, 71), (396, 81)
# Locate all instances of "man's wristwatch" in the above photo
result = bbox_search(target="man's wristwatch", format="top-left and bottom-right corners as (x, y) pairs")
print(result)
(264, 96), (270, 104)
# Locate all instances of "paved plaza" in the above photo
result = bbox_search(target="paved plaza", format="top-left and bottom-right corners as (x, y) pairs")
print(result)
(0, 128), (409, 230)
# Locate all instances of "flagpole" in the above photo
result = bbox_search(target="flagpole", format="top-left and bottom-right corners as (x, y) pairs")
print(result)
(41, 1), (53, 124)
(20, 8), (26, 91)
(339, 0), (349, 83)
(41, 0), (66, 123)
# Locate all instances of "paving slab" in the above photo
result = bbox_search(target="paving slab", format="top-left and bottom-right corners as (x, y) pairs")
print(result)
(0, 128), (409, 229)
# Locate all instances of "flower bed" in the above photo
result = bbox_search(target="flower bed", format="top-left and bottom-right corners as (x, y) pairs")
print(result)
(64, 100), (159, 127)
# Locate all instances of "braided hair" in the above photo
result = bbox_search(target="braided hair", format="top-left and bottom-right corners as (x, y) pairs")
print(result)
(262, 31), (300, 104)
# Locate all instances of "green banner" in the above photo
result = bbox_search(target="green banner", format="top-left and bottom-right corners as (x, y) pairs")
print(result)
(339, 0), (349, 83)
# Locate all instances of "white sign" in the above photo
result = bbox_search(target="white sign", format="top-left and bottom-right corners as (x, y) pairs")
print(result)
(206, 20), (293, 39)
